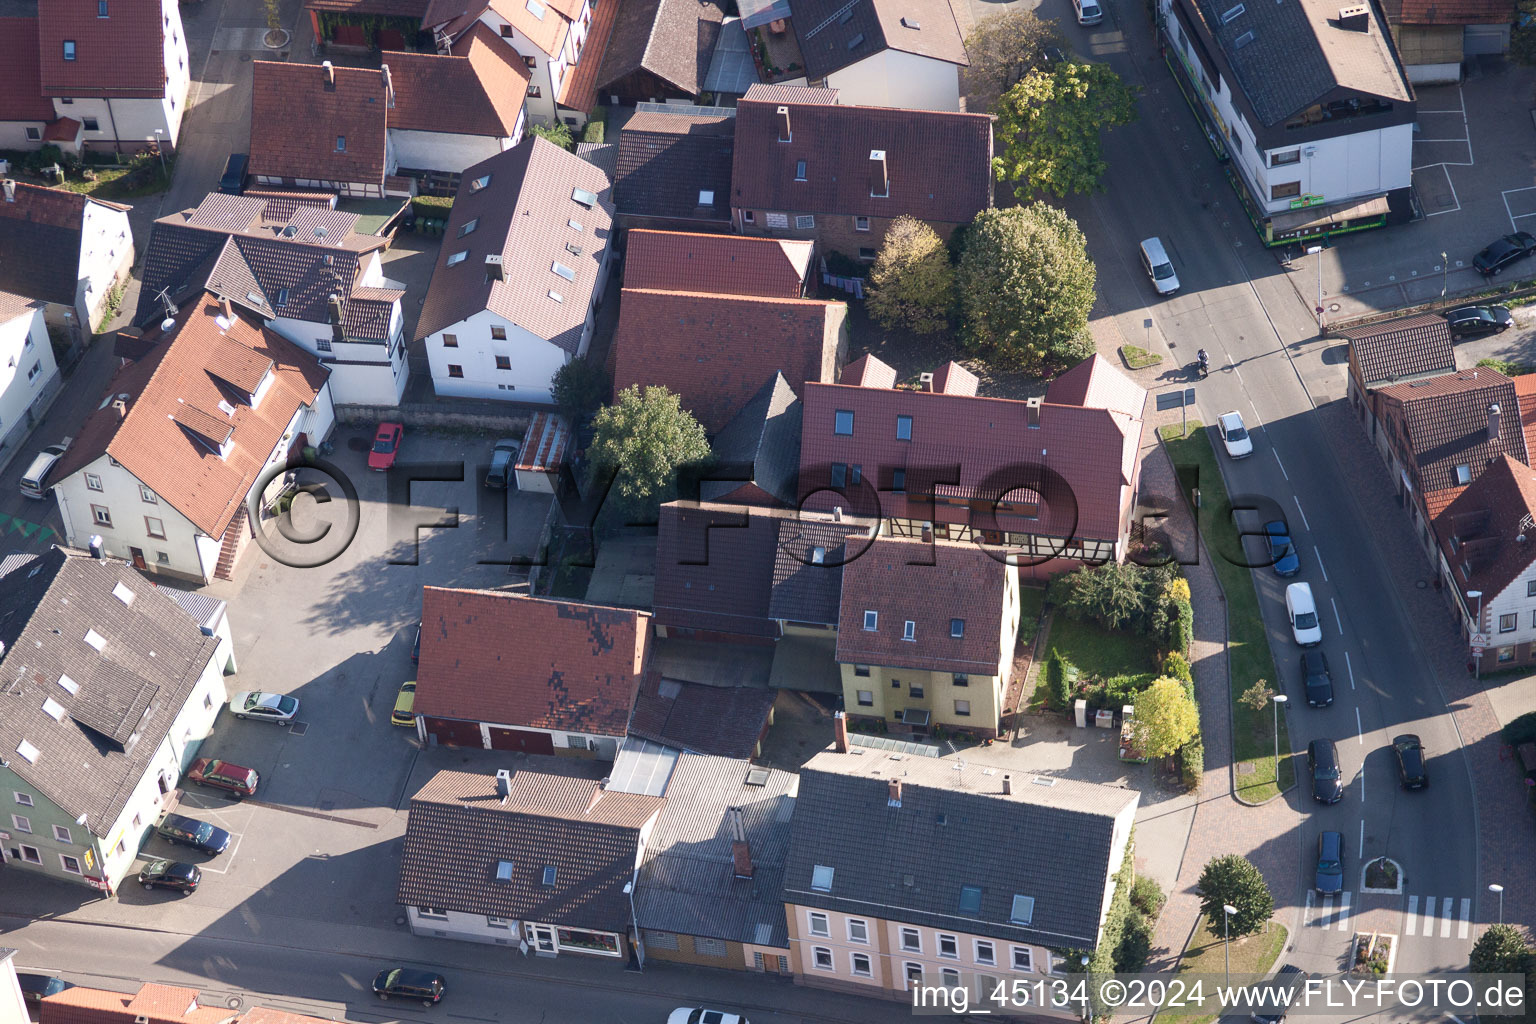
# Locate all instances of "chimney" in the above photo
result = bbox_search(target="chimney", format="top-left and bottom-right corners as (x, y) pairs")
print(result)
(869, 150), (888, 197)
(113, 397), (128, 418)
(1002, 774), (1012, 795)
(495, 768), (512, 802)
(485, 253), (505, 281)
(322, 60), (335, 88)
(1489, 402), (1502, 440)
(220, 296), (234, 322)
(833, 710), (848, 752)
(776, 105), (791, 142)
(1026, 396), (1043, 429)
(1336, 4), (1370, 29)
(89, 535), (104, 559)
(2, 179), (14, 203)
(832, 506), (843, 522)
(919, 372), (934, 392)
(888, 778), (902, 804)
(380, 63), (395, 108)
(729, 808), (754, 879)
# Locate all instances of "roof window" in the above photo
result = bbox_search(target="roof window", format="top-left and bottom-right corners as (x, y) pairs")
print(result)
(903, 620), (916, 641)
(959, 885), (982, 915)
(542, 866), (558, 885)
(838, 4), (855, 22)
(698, 189), (714, 205)
(551, 261), (576, 282)
(470, 174), (492, 191)
(85, 629), (106, 652)
(795, 159), (807, 181)
(548, 290), (564, 303)
(63, 40), (76, 60)
(527, 0), (546, 17)
(458, 218), (479, 237)
(1220, 2), (1245, 20)
(15, 740), (39, 764)
(113, 581), (135, 606)
(98, 0), (108, 15)
(568, 218), (583, 231)
(745, 767), (770, 786)
(276, 288), (289, 307)
(496, 859), (514, 881)
(847, 32), (864, 48)
(1233, 30), (1255, 47)
(1010, 895), (1035, 925)
(951, 618), (964, 638)
(58, 675), (79, 695)
(1456, 464), (1471, 485)
(811, 546), (826, 564)
(896, 414), (912, 440)
(811, 864), (834, 891)
(446, 250), (469, 267)
(571, 187), (598, 208)
(335, 135), (346, 152)
(42, 698), (66, 723)
(834, 409), (854, 435)
(863, 610), (877, 631)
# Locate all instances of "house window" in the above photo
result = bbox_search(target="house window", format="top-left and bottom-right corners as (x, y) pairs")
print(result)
(795, 215), (815, 229)
(458, 218), (479, 237)
(1012, 947), (1033, 971)
(892, 468), (906, 492)
(854, 216), (870, 231)
(157, 552), (169, 564)
(1527, 580), (1536, 597)
(486, 916), (512, 929)
(938, 933), (958, 958)
(495, 356), (512, 370)
(811, 864), (834, 891)
(418, 907), (449, 919)
(1531, 609), (1536, 629)
(847, 918), (869, 943)
(808, 911), (830, 936)
(850, 952), (872, 976)
(26, 127), (40, 141)
(63, 40), (76, 60)
(812, 947), (834, 970)
(1500, 613), (1517, 632)
(140, 485), (157, 504)
(646, 931), (679, 950)
(902, 620), (916, 641)
(524, 55), (537, 67)
(316, 338), (332, 353)
(942, 968), (961, 987)
(500, 22), (512, 34)
(145, 517), (166, 539)
(11, 815), (31, 833)
(954, 699), (972, 716)
(951, 618), (965, 637)
(910, 682), (925, 699)
(60, 854), (82, 874)
(743, 210), (756, 223)
(442, 334), (458, 347)
(953, 673), (969, 686)
(82, 118), (99, 132)
(896, 414), (912, 440)
(834, 409), (854, 434)
(20, 845), (40, 864)
(115, 840), (126, 856)
(1271, 181), (1301, 200)
(856, 689), (873, 706)
(863, 610), (878, 631)
(14, 793), (33, 807)
(905, 963), (924, 990)
(854, 664), (870, 677)
(831, 463), (847, 488)
(53, 824), (72, 844)
(695, 937), (728, 957)
(976, 940), (996, 966)
(1499, 645), (1515, 662)
(795, 160), (808, 181)
(91, 505), (112, 528)
(491, 326), (508, 340)
(900, 927), (921, 952)
(85, 473), (103, 491)
(447, 365), (464, 378)
(528, 85), (542, 97)
(1456, 464), (1472, 485)
(1271, 148), (1301, 166)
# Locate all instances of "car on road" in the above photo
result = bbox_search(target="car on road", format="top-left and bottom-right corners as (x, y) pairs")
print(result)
(230, 690), (299, 724)
(1250, 965), (1305, 1024)
(1139, 237), (1179, 295)
(392, 680), (416, 727)
(155, 813), (231, 855)
(373, 968), (446, 1006)
(1264, 520), (1300, 576)
(1443, 304), (1512, 339)
(367, 422), (404, 471)
(668, 1010), (751, 1024)
(1392, 733), (1428, 789)
(1285, 582), (1322, 646)
(218, 152), (249, 194)
(138, 859), (201, 893)
(1473, 231), (1536, 277)
(485, 438), (521, 489)
(1217, 411), (1253, 458)
(1314, 830), (1345, 894)
(1072, 0), (1103, 23)
(19, 440), (72, 499)
(1307, 738), (1343, 804)
(1300, 650), (1333, 707)
(17, 973), (73, 1009)
(186, 758), (259, 798)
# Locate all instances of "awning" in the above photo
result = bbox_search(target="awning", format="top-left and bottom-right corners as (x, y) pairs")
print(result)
(1270, 194), (1390, 234)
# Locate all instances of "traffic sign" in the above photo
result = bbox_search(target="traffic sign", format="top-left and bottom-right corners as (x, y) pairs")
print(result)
(1471, 632), (1491, 646)
(1471, 645), (1486, 656)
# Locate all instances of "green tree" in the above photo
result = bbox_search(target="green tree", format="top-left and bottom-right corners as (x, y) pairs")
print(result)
(1131, 677), (1199, 759)
(1470, 923), (1534, 974)
(530, 121), (574, 151)
(551, 357), (609, 420)
(1045, 651), (1076, 710)
(588, 385), (711, 521)
(993, 60), (1139, 200)
(1196, 855), (1274, 938)
(1048, 561), (1144, 630)
(961, 9), (1067, 113)
(1239, 680), (1275, 712)
(263, 0), (281, 31)
(957, 205), (1096, 374)
(866, 215), (955, 334)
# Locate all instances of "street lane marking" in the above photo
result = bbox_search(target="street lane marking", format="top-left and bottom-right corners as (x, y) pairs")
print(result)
(1345, 651), (1355, 690)
(1305, 888), (1315, 924)
(1315, 546), (1327, 581)
(1423, 894), (1437, 936)
(1458, 899), (1471, 939)
(1441, 898), (1454, 938)
(1406, 896), (1419, 935)
(1356, 707), (1364, 744)
(1274, 448), (1290, 480)
(1332, 598), (1343, 634)
(1294, 496), (1311, 530)
(1359, 820), (1364, 862)
(1338, 892), (1352, 932)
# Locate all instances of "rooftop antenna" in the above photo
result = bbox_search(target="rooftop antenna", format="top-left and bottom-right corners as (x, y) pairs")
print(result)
(157, 287), (178, 331)
(952, 758), (966, 787)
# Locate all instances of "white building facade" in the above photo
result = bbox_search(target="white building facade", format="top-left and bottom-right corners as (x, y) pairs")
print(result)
(0, 300), (61, 466)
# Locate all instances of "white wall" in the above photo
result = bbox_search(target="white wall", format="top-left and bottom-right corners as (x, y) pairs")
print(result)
(0, 123), (46, 152)
(0, 307), (59, 445)
(78, 200), (134, 330)
(53, 453), (209, 578)
(471, 12), (563, 123)
(825, 50), (961, 112)
(391, 129), (511, 174)
(161, 0), (191, 144)
(269, 313), (407, 407)
(408, 906), (525, 946)
(425, 308), (569, 403)
(0, 955), (25, 1024)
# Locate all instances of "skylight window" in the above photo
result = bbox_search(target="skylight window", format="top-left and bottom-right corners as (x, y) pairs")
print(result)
(458, 218), (479, 237)
(113, 581), (135, 606)
(526, 0), (546, 17)
(470, 174), (492, 191)
(1010, 895), (1035, 925)
(446, 250), (469, 267)
(698, 190), (714, 205)
(838, 5), (855, 22)
(42, 698), (66, 723)
(959, 885), (983, 915)
(496, 859), (514, 881)
(84, 629), (106, 652)
(951, 618), (964, 638)
(903, 620), (916, 641)
(542, 866), (558, 885)
(276, 288), (289, 306)
(834, 409), (854, 435)
(15, 740), (39, 764)
(863, 610), (877, 631)
(571, 187), (598, 208)
(846, 32), (864, 48)
(548, 290), (564, 303)
(58, 675), (79, 695)
(811, 864), (834, 892)
(1220, 3), (1245, 21)
(1233, 30), (1255, 47)
(246, 291), (262, 306)
(551, 261), (576, 282)
(568, 219), (583, 231)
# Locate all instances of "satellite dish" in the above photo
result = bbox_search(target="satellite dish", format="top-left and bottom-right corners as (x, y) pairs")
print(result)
(160, 317), (176, 332)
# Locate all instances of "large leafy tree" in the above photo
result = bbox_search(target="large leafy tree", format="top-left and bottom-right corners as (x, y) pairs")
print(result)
(551, 357), (609, 420)
(961, 10), (1066, 113)
(1131, 677), (1200, 759)
(994, 60), (1139, 200)
(588, 385), (711, 521)
(866, 215), (955, 334)
(1469, 924), (1534, 975)
(1196, 855), (1274, 938)
(957, 205), (1096, 375)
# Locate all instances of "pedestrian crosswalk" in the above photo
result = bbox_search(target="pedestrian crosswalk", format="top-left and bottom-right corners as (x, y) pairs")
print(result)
(1305, 889), (1353, 931)
(1404, 895), (1472, 940)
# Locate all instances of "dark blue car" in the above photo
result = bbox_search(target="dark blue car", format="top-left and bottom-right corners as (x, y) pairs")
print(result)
(1265, 521), (1300, 576)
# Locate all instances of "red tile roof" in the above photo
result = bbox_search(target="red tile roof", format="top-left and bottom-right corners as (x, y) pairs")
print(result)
(1375, 368), (1527, 495)
(623, 230), (812, 297)
(1341, 313), (1456, 387)
(836, 537), (1009, 674)
(41, 985), (232, 1024)
(793, 0), (967, 81)
(1045, 354), (1146, 419)
(929, 361), (978, 396)
(37, 0), (168, 98)
(1515, 375), (1536, 462)
(250, 62), (390, 186)
(1435, 455), (1536, 607)
(841, 353), (898, 388)
(1391, 0), (1514, 23)
(556, 0), (621, 111)
(0, 17), (54, 121)
(384, 22), (530, 136)
(611, 289), (843, 432)
(732, 87), (992, 224)
(415, 587), (650, 736)
(424, 0), (570, 57)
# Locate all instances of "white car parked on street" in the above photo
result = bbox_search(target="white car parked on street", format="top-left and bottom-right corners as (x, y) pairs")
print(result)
(1217, 410), (1254, 459)
(1285, 582), (1322, 646)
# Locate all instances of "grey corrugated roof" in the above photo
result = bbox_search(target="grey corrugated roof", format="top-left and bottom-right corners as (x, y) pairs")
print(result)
(608, 737), (681, 797)
(783, 748), (1138, 948)
(703, 372), (802, 506)
(704, 17), (761, 93)
(0, 548), (220, 838)
(162, 588), (227, 634)
(1184, 0), (1412, 126)
(634, 751), (797, 947)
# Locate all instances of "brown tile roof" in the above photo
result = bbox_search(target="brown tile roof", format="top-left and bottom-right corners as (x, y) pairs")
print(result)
(653, 501), (781, 636)
(416, 137), (614, 347)
(1342, 313), (1456, 387)
(307, 0), (430, 14)
(1516, 375), (1536, 461)
(929, 360), (978, 396)
(0, 289), (45, 325)
(0, 17), (54, 121)
(1045, 353), (1148, 419)
(50, 295), (329, 539)
(424, 0), (570, 57)
(415, 587), (650, 736)
(1393, 0), (1514, 23)
(628, 671), (777, 757)
(793, 0), (968, 81)
(1376, 368), (1527, 495)
(0, 180), (98, 308)
(382, 24), (529, 136)
(41, 984), (233, 1024)
(37, 0), (167, 98)
(610, 288), (844, 433)
(397, 765), (665, 931)
(614, 112), (736, 223)
(250, 62), (390, 186)
(597, 0), (725, 96)
(1435, 455), (1536, 607)
(732, 88), (992, 224)
(623, 229), (811, 297)
(840, 353), (897, 388)
(557, 0), (621, 110)
(239, 1010), (336, 1024)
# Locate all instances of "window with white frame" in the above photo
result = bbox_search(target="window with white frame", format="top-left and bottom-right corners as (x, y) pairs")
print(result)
(850, 951), (872, 976)
(487, 917), (512, 928)
(53, 824), (72, 844)
(1012, 946), (1033, 971)
(139, 484), (157, 504)
(812, 946), (834, 970)
(1500, 613), (1517, 632)
(954, 699), (972, 716)
(19, 845), (40, 864)
(808, 911), (830, 937)
(794, 215), (815, 229)
(938, 933), (958, 958)
(13, 792), (32, 807)
(85, 473), (103, 491)
(975, 940), (996, 966)
(856, 690), (874, 706)
(854, 216), (870, 231)
(1528, 579), (1536, 597)
(696, 937), (728, 957)
(900, 927), (921, 952)
(59, 854), (82, 874)
(847, 918), (869, 943)
(905, 963), (924, 989)
(941, 968), (961, 987)
(11, 814), (31, 833)
(418, 907), (449, 919)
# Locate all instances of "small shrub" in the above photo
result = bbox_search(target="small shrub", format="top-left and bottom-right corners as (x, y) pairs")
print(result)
(1239, 679), (1275, 712)
(1130, 876), (1166, 920)
(1162, 650), (1192, 683)
(1478, 357), (1531, 377)
(581, 108), (607, 144)
(411, 195), (452, 222)
(1168, 599), (1193, 655)
(1113, 910), (1154, 973)
(1164, 577), (1191, 604)
(530, 121), (575, 151)
(1045, 652), (1075, 711)
(1180, 737), (1204, 791)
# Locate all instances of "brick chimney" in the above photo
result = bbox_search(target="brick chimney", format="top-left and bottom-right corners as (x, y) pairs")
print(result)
(1002, 774), (1012, 795)
(833, 710), (848, 752)
(1488, 402), (1501, 440)
(1026, 396), (1043, 429)
(869, 150), (888, 198)
(888, 778), (902, 804)
(730, 807), (754, 879)
(380, 63), (395, 108)
(776, 105), (791, 142)
(322, 60), (335, 89)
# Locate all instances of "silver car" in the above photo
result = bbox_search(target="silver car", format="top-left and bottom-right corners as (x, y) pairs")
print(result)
(230, 691), (299, 724)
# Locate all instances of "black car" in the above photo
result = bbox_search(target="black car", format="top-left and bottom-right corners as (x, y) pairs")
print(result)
(1444, 304), (1513, 338)
(374, 968), (446, 1006)
(1307, 738), (1343, 803)
(1300, 650), (1333, 707)
(1315, 830), (1345, 894)
(1473, 231), (1536, 276)
(17, 973), (73, 1008)
(218, 152), (249, 195)
(156, 813), (231, 855)
(1393, 733), (1428, 789)
(1250, 965), (1306, 1024)
(139, 859), (201, 893)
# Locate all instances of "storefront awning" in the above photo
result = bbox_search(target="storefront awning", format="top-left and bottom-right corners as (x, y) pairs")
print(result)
(1270, 194), (1390, 234)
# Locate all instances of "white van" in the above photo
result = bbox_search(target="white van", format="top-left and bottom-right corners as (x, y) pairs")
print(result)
(1140, 237), (1180, 295)
(1073, 0), (1104, 23)
(1285, 582), (1322, 647)
(19, 440), (71, 500)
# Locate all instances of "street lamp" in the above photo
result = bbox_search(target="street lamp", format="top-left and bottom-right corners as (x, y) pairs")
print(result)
(1222, 904), (1238, 991)
(1272, 694), (1288, 779)
(1490, 883), (1504, 925)
(1442, 251), (1449, 298)
(1468, 590), (1484, 679)
(152, 129), (167, 178)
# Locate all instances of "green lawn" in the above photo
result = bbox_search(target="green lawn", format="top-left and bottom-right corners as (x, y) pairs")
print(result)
(1160, 422), (1295, 802)
(1164, 917), (1290, 1022)
(1046, 615), (1160, 681)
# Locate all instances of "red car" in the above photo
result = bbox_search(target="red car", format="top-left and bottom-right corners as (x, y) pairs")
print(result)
(368, 422), (404, 471)
(186, 758), (259, 797)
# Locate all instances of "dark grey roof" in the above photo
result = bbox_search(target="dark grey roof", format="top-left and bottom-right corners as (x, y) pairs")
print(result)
(1182, 0), (1413, 126)
(704, 372), (802, 506)
(783, 749), (1138, 948)
(0, 548), (221, 838)
(634, 751), (797, 947)
(792, 0), (968, 81)
(598, 0), (725, 96)
(768, 516), (868, 625)
(614, 110), (735, 225)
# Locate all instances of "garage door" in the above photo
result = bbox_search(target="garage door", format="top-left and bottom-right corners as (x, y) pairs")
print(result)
(1464, 23), (1509, 55)
(488, 727), (555, 755)
(424, 717), (484, 748)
